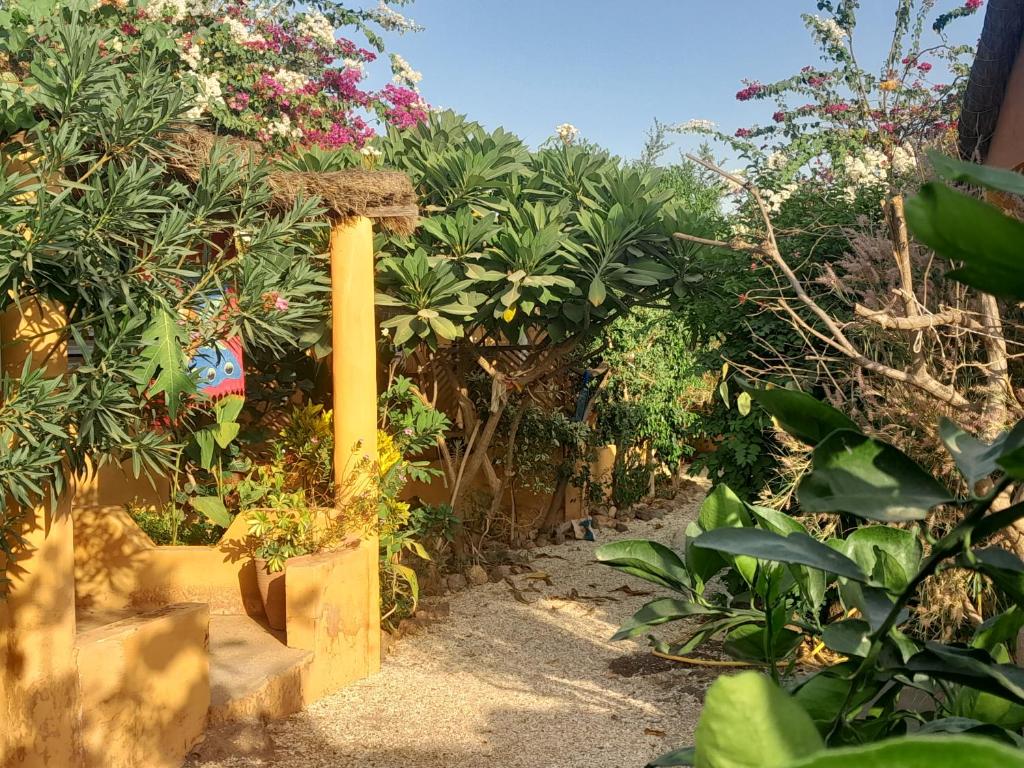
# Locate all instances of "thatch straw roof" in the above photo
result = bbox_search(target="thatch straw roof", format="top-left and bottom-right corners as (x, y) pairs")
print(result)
(959, 0), (1024, 162)
(165, 126), (418, 235)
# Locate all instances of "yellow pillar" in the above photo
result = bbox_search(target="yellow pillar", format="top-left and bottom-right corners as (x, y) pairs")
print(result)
(0, 298), (80, 767)
(327, 216), (381, 677)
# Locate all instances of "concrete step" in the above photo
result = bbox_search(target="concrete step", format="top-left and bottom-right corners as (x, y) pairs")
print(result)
(208, 614), (312, 725)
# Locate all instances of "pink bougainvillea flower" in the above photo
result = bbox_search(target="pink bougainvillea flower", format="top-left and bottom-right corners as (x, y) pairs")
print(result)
(120, 22), (139, 35)
(735, 127), (752, 138)
(965, 0), (983, 10)
(917, 61), (933, 73)
(772, 111), (786, 123)
(824, 102), (850, 114)
(735, 82), (763, 101)
(274, 297), (289, 311)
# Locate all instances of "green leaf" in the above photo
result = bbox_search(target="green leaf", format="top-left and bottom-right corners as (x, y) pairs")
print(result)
(799, 430), (954, 521)
(693, 528), (868, 582)
(835, 526), (921, 595)
(587, 276), (607, 306)
(940, 418), (1024, 490)
(973, 607), (1024, 654)
(595, 539), (691, 592)
(724, 622), (802, 663)
(647, 747), (696, 767)
(693, 671), (824, 768)
(822, 619), (871, 657)
(736, 380), (858, 445)
(193, 496), (232, 528)
(736, 391), (751, 416)
(905, 182), (1024, 300)
(783, 735), (1024, 768)
(215, 394), (246, 424)
(962, 547), (1024, 605)
(138, 308), (194, 420)
(906, 643), (1024, 706)
(696, 485), (756, 584)
(212, 422), (241, 450)
(611, 598), (720, 641)
(929, 151), (1024, 197)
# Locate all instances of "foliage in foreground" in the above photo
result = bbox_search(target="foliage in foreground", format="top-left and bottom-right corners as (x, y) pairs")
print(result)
(599, 157), (1024, 763)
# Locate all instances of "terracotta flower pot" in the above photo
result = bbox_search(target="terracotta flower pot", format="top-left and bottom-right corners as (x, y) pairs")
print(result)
(254, 558), (287, 631)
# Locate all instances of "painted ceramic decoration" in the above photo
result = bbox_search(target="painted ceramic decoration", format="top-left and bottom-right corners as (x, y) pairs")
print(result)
(190, 335), (245, 399)
(186, 289), (246, 399)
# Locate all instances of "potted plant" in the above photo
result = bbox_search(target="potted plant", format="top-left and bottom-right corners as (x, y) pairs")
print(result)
(246, 505), (317, 630)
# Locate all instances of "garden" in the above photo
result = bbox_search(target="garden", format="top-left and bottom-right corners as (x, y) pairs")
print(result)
(4, 0), (1024, 766)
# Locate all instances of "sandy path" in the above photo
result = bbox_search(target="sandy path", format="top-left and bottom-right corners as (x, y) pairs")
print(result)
(190, 482), (713, 768)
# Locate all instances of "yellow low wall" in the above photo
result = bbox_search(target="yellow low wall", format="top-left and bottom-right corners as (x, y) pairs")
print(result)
(77, 603), (210, 768)
(74, 463), (263, 617)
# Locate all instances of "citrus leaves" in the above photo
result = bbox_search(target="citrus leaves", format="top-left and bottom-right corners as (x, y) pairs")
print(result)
(693, 528), (867, 582)
(906, 153), (1024, 302)
(799, 430), (954, 521)
(736, 379), (857, 446)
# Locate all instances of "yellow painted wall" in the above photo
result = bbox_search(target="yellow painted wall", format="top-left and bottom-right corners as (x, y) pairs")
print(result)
(0, 299), (81, 768)
(77, 603), (210, 768)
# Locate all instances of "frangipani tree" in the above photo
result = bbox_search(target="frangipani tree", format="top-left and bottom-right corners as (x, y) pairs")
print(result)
(376, 112), (710, 528)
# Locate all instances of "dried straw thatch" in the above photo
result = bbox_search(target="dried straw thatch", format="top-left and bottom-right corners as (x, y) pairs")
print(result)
(164, 126), (418, 234)
(958, 0), (1024, 162)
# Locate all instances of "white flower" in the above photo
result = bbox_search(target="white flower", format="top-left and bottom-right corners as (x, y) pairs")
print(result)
(142, 0), (189, 23)
(767, 151), (787, 170)
(222, 16), (264, 46)
(360, 146), (383, 158)
(390, 53), (422, 87)
(109, 38), (124, 53)
(267, 114), (301, 139)
(373, 1), (421, 33)
(677, 118), (716, 132)
(184, 72), (223, 119)
(297, 11), (336, 47)
(556, 123), (579, 144)
(807, 14), (848, 47)
(273, 68), (309, 93)
(343, 57), (365, 72)
(891, 144), (918, 175)
(179, 42), (202, 71)
(764, 182), (798, 214)
(844, 147), (889, 187)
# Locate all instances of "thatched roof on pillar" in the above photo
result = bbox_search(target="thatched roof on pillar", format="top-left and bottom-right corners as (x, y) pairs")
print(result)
(164, 126), (418, 235)
(958, 0), (1024, 162)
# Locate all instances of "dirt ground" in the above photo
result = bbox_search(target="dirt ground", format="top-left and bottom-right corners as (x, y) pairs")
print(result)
(189, 481), (715, 768)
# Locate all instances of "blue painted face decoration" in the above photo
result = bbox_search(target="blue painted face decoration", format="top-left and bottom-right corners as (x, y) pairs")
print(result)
(189, 337), (245, 399)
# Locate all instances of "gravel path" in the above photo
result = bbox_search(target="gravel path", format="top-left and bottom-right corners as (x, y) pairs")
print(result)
(191, 482), (714, 768)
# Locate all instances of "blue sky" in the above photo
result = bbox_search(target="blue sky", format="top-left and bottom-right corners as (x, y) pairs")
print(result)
(379, 1), (983, 162)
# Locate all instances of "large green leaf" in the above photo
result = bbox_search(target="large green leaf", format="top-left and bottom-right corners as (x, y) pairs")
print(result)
(799, 430), (954, 521)
(905, 182), (1024, 300)
(834, 525), (922, 595)
(940, 418), (1024, 490)
(695, 485), (756, 584)
(595, 539), (691, 592)
(821, 619), (871, 657)
(137, 308), (195, 420)
(694, 671), (824, 768)
(611, 598), (720, 641)
(193, 496), (232, 528)
(962, 547), (1024, 605)
(906, 643), (1024, 705)
(783, 735), (1024, 768)
(723, 621), (802, 663)
(648, 747), (696, 767)
(692, 528), (868, 582)
(749, 505), (826, 608)
(929, 151), (1024, 197)
(737, 380), (858, 446)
